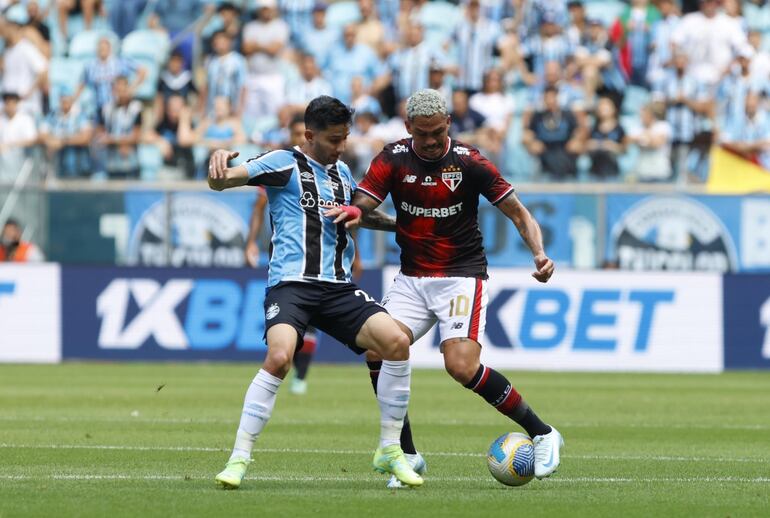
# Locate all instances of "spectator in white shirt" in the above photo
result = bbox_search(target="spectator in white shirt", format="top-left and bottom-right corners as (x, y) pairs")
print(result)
(284, 53), (333, 111)
(748, 30), (770, 86)
(0, 15), (48, 116)
(672, 0), (747, 86)
(469, 69), (515, 159)
(242, 0), (291, 120)
(628, 102), (673, 182)
(0, 92), (39, 181)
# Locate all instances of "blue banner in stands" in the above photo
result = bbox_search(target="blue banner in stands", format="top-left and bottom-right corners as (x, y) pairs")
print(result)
(605, 194), (770, 272)
(124, 190), (258, 268)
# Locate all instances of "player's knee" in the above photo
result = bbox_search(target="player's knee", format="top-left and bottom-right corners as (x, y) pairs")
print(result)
(444, 355), (477, 385)
(264, 348), (293, 378)
(378, 330), (410, 361)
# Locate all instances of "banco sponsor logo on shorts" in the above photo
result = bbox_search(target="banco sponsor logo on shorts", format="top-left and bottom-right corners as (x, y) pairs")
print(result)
(400, 201), (463, 218)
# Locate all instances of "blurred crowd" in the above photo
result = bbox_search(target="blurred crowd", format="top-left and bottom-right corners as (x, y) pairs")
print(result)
(1, 0), (770, 184)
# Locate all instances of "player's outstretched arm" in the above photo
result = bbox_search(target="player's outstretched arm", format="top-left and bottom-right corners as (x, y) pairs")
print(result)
(496, 193), (555, 283)
(208, 149), (249, 191)
(360, 208), (396, 232)
(324, 191), (383, 230)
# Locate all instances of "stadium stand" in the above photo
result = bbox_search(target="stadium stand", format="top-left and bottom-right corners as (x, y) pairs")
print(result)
(0, 0), (768, 184)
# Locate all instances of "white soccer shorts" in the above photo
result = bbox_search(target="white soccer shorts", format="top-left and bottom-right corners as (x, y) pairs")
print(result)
(382, 272), (488, 345)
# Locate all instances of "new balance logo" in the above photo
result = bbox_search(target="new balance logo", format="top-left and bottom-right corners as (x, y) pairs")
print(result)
(451, 322), (464, 330)
(403, 175), (417, 183)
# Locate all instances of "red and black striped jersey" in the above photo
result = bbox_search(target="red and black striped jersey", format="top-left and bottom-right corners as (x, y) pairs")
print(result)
(357, 138), (514, 279)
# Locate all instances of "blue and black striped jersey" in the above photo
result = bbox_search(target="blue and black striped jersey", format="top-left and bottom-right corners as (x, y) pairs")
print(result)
(244, 147), (358, 287)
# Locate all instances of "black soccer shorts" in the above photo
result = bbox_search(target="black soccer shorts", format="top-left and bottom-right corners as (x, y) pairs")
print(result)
(263, 280), (387, 354)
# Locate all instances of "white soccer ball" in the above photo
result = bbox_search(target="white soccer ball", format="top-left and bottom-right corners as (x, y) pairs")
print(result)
(486, 432), (535, 486)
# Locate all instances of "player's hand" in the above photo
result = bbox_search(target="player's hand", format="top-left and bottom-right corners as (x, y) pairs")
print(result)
(208, 149), (239, 180)
(245, 241), (259, 268)
(532, 253), (554, 283)
(324, 206), (362, 229)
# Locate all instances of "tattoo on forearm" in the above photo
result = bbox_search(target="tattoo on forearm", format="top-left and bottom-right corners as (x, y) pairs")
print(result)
(362, 209), (396, 232)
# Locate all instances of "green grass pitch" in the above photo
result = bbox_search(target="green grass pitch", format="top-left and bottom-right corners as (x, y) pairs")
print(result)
(1, 363), (769, 517)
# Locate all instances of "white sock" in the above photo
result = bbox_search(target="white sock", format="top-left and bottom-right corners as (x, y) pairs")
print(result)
(230, 369), (282, 461)
(377, 360), (411, 448)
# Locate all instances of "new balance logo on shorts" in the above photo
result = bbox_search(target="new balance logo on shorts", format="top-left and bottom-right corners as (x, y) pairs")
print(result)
(452, 322), (464, 330)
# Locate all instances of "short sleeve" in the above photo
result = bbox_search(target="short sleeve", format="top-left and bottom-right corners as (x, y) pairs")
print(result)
(357, 149), (393, 203)
(244, 149), (295, 188)
(465, 148), (514, 205)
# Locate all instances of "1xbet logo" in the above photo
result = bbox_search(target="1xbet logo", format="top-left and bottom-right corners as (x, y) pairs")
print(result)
(96, 278), (267, 350)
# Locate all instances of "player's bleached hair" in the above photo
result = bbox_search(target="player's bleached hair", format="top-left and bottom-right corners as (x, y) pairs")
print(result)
(406, 89), (448, 120)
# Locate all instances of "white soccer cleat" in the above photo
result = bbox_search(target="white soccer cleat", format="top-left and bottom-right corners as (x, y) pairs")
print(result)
(533, 426), (563, 479)
(289, 377), (307, 395)
(386, 452), (427, 489)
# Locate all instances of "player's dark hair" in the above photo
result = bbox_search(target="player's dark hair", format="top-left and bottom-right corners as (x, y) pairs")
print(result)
(304, 96), (354, 131)
(4, 218), (20, 228)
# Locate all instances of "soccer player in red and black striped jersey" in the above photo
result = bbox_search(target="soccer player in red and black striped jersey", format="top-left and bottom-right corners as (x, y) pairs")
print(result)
(327, 89), (564, 484)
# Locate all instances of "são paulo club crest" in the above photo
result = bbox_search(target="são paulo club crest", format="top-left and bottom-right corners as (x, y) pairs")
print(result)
(441, 166), (463, 192)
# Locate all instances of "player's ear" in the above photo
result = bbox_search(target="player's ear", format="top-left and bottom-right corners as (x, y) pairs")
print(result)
(404, 118), (412, 135)
(304, 128), (314, 144)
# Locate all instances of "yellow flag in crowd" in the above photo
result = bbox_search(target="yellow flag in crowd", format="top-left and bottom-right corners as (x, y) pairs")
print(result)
(707, 147), (770, 194)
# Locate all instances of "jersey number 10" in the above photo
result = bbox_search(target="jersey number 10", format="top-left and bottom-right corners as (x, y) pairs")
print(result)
(449, 295), (470, 317)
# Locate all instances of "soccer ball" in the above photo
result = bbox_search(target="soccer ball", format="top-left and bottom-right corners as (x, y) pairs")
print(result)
(486, 432), (535, 486)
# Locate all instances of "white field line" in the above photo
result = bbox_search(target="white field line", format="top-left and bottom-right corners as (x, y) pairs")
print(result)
(0, 443), (767, 464)
(1, 415), (769, 432)
(0, 473), (768, 484)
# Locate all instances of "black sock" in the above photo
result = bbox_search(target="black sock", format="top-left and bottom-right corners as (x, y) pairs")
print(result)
(293, 351), (312, 380)
(464, 365), (551, 437)
(367, 360), (417, 454)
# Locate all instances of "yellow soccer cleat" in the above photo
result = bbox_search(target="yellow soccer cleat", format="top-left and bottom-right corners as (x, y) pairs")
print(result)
(215, 457), (251, 489)
(373, 444), (424, 487)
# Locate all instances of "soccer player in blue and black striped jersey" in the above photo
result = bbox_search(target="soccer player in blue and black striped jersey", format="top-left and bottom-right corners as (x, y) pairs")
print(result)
(208, 96), (423, 489)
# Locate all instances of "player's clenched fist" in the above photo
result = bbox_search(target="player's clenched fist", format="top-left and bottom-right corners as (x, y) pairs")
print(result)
(208, 149), (240, 180)
(532, 253), (554, 283)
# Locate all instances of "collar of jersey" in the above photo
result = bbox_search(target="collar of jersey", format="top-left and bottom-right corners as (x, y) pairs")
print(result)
(293, 145), (337, 171)
(410, 137), (452, 162)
